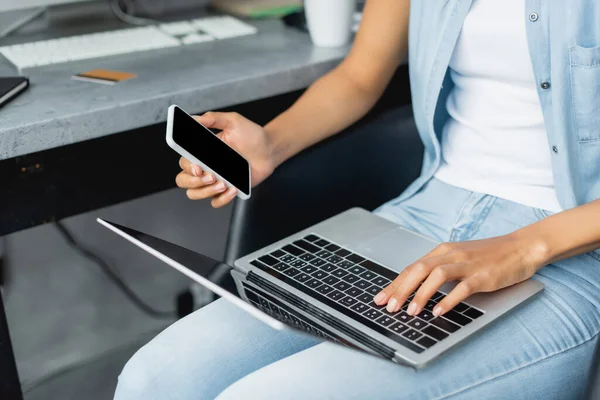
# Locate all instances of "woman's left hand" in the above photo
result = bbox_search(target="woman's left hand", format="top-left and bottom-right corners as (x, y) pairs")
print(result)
(373, 232), (551, 317)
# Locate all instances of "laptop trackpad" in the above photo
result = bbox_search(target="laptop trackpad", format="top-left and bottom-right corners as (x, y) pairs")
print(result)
(355, 228), (438, 275)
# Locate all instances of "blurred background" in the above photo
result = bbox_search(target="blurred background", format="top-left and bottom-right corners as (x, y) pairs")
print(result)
(0, 1), (374, 399)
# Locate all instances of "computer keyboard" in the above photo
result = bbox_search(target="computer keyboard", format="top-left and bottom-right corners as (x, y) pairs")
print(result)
(0, 16), (258, 71)
(250, 234), (485, 353)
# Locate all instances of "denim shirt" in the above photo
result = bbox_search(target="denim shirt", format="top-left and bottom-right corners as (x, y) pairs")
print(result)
(400, 0), (600, 210)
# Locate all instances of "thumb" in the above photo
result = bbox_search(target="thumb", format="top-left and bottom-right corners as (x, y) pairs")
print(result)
(194, 112), (233, 131)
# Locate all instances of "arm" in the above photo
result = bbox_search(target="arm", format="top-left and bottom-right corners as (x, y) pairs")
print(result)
(176, 0), (410, 207)
(265, 0), (410, 168)
(375, 199), (600, 317)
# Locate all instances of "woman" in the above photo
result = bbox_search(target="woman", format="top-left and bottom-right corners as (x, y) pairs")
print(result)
(115, 1), (600, 398)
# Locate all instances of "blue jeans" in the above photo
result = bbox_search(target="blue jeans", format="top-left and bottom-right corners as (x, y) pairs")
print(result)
(114, 178), (600, 399)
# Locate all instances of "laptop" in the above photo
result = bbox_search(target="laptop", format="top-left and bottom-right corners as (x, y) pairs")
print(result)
(97, 207), (544, 368)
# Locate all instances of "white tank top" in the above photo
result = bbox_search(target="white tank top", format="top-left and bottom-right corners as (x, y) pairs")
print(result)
(434, 0), (562, 212)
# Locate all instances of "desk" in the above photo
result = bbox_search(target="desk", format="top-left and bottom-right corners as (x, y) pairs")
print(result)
(0, 13), (350, 399)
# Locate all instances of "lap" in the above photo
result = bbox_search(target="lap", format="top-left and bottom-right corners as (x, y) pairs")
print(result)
(114, 299), (319, 400)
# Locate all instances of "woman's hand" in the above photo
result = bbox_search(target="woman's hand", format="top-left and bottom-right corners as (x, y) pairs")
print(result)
(176, 112), (276, 208)
(374, 232), (551, 317)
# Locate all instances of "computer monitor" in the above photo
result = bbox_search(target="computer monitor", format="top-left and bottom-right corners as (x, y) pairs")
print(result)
(0, 0), (94, 13)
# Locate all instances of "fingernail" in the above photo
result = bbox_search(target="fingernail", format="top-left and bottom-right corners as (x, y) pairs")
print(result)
(387, 298), (399, 313)
(374, 292), (386, 305)
(193, 166), (201, 177)
(216, 182), (226, 191)
(202, 174), (214, 184)
(407, 302), (417, 316)
(433, 306), (443, 317)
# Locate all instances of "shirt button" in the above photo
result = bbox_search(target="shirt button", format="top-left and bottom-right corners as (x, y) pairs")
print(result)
(552, 146), (559, 154)
(529, 12), (539, 22)
(541, 82), (550, 89)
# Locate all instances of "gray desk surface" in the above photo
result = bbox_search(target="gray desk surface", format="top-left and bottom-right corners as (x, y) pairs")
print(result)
(0, 17), (349, 161)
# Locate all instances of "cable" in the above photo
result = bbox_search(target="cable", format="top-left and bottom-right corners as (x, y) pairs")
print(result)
(109, 0), (159, 26)
(53, 220), (176, 320)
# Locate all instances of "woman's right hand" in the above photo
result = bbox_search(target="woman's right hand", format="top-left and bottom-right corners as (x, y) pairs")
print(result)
(176, 111), (276, 208)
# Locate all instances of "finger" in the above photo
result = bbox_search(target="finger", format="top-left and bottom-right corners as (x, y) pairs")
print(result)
(179, 157), (202, 177)
(176, 171), (215, 189)
(375, 258), (437, 312)
(376, 254), (455, 313)
(410, 264), (465, 317)
(186, 181), (227, 200)
(211, 186), (238, 208)
(433, 278), (480, 317)
(194, 112), (238, 131)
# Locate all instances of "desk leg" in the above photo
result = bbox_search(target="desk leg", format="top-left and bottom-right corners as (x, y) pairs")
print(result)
(0, 292), (22, 400)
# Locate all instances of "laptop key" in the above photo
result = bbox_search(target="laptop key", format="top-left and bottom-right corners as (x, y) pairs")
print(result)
(371, 276), (391, 287)
(315, 239), (331, 247)
(327, 255), (343, 264)
(432, 291), (445, 301)
(290, 260), (307, 268)
(326, 290), (345, 301)
(304, 234), (320, 243)
(389, 322), (409, 334)
(339, 296), (358, 307)
(333, 281), (351, 291)
(395, 312), (413, 323)
(305, 279), (323, 289)
(315, 249), (332, 259)
(345, 287), (363, 298)
(444, 310), (473, 326)
(312, 270), (328, 280)
(323, 276), (340, 285)
(282, 244), (304, 256)
(294, 273), (311, 283)
(376, 316), (395, 327)
(430, 317), (460, 333)
(424, 300), (438, 311)
(359, 270), (377, 280)
(363, 309), (384, 320)
(365, 285), (381, 295)
(335, 248), (351, 257)
(325, 243), (340, 252)
(417, 310), (434, 321)
(294, 240), (320, 254)
(452, 302), (469, 313)
(310, 258), (327, 267)
(272, 262), (289, 272)
(351, 302), (369, 314)
(280, 254), (296, 263)
(299, 253), (316, 262)
(357, 293), (374, 303)
(463, 307), (484, 319)
(342, 274), (360, 284)
(422, 325), (449, 341)
(316, 285), (334, 295)
(402, 329), (423, 341)
(407, 318), (427, 330)
(347, 253), (365, 264)
(332, 269), (349, 278)
(258, 255), (278, 266)
(301, 265), (318, 274)
(282, 267), (300, 277)
(321, 263), (337, 272)
(338, 260), (354, 269)
(354, 279), (372, 289)
(349, 265), (366, 275)
(270, 250), (286, 259)
(417, 336), (437, 349)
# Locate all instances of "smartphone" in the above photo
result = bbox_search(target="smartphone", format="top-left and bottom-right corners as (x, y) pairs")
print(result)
(166, 105), (251, 200)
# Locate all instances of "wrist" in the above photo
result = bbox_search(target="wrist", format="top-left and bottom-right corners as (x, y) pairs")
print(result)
(509, 225), (553, 269)
(263, 123), (292, 169)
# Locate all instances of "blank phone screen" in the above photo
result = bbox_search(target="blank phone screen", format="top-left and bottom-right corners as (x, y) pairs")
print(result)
(172, 107), (250, 195)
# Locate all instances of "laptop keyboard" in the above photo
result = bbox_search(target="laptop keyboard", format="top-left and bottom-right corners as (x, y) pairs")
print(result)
(250, 234), (484, 353)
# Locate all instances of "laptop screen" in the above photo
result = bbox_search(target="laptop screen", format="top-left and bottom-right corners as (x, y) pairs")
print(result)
(96, 218), (365, 356)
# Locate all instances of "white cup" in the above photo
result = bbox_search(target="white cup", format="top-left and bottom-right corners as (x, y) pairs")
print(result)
(304, 0), (356, 48)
